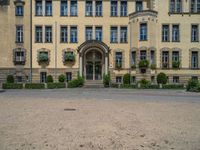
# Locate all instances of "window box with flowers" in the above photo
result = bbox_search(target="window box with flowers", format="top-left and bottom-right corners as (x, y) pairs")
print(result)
(63, 52), (75, 64)
(115, 62), (122, 70)
(139, 60), (149, 74)
(131, 64), (136, 70)
(172, 61), (180, 69)
(38, 52), (49, 64)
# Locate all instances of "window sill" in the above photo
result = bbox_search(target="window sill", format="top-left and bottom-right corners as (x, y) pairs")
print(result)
(35, 42), (43, 43)
(15, 15), (24, 17)
(44, 42), (53, 43)
(60, 42), (68, 43)
(35, 15), (43, 17)
(172, 41), (180, 42)
(120, 42), (128, 44)
(15, 42), (24, 44)
(70, 15), (78, 17)
(60, 15), (68, 17)
(139, 40), (148, 42)
(110, 42), (118, 44)
(85, 15), (93, 17)
(191, 41), (199, 43)
(70, 42), (78, 43)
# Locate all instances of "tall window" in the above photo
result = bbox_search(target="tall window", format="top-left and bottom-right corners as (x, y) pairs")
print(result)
(131, 51), (136, 65)
(136, 1), (143, 12)
(45, 26), (52, 43)
(191, 25), (199, 42)
(172, 25), (180, 42)
(190, 0), (200, 13)
(85, 26), (93, 41)
(35, 26), (43, 43)
(70, 26), (77, 43)
(16, 25), (23, 43)
(66, 72), (72, 82)
(15, 5), (24, 16)
(173, 76), (180, 83)
(140, 23), (147, 41)
(61, 0), (68, 16)
(162, 51), (169, 68)
(35, 0), (43, 16)
(150, 51), (155, 64)
(110, 26), (118, 43)
(111, 0), (118, 16)
(120, 0), (127, 16)
(116, 52), (122, 67)
(140, 50), (146, 60)
(162, 25), (170, 42)
(60, 26), (68, 43)
(45, 0), (52, 16)
(120, 26), (127, 43)
(70, 0), (77, 16)
(95, 26), (102, 41)
(170, 0), (182, 13)
(172, 51), (179, 62)
(86, 1), (93, 16)
(191, 51), (198, 68)
(40, 72), (47, 83)
(95, 1), (102, 16)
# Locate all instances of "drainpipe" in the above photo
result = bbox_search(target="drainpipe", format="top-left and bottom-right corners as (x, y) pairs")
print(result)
(129, 21), (132, 84)
(55, 21), (57, 81)
(30, 0), (32, 83)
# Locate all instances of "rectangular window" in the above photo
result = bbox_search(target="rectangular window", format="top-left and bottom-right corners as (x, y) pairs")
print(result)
(45, 0), (52, 16)
(173, 76), (180, 83)
(131, 51), (136, 65)
(17, 76), (23, 83)
(176, 0), (182, 13)
(45, 26), (52, 43)
(110, 26), (118, 43)
(191, 51), (198, 69)
(116, 52), (122, 67)
(140, 23), (147, 41)
(95, 26), (102, 41)
(85, 1), (93, 16)
(170, 0), (175, 12)
(150, 51), (155, 64)
(192, 76), (198, 80)
(197, 0), (200, 12)
(16, 25), (23, 43)
(132, 76), (136, 83)
(170, 0), (182, 13)
(136, 1), (143, 12)
(120, 26), (127, 43)
(120, 0), (127, 16)
(40, 72), (47, 83)
(70, 0), (77, 16)
(191, 0), (196, 12)
(35, 0), (43, 16)
(35, 26), (43, 43)
(191, 25), (199, 42)
(15, 51), (25, 62)
(61, 0), (68, 16)
(172, 51), (179, 62)
(95, 1), (102, 16)
(70, 26), (77, 43)
(85, 26), (93, 41)
(116, 76), (122, 83)
(16, 5), (24, 16)
(172, 25), (180, 42)
(140, 50), (146, 60)
(60, 26), (68, 43)
(66, 72), (72, 82)
(162, 25), (170, 42)
(111, 0), (118, 16)
(162, 51), (169, 68)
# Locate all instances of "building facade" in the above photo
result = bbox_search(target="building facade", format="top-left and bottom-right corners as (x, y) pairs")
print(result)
(0, 0), (200, 85)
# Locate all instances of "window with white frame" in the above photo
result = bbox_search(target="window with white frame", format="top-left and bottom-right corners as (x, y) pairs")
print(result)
(110, 26), (118, 43)
(172, 24), (180, 42)
(16, 25), (23, 43)
(136, 1), (143, 12)
(66, 72), (72, 82)
(172, 51), (180, 62)
(60, 26), (68, 43)
(16, 5), (24, 16)
(35, 0), (43, 16)
(140, 23), (147, 41)
(170, 0), (182, 13)
(70, 0), (77, 16)
(116, 76), (122, 83)
(70, 26), (77, 43)
(120, 0), (127, 16)
(95, 0), (102, 16)
(45, 26), (52, 43)
(115, 52), (122, 67)
(191, 51), (199, 69)
(150, 51), (155, 64)
(35, 26), (43, 43)
(45, 0), (52, 16)
(95, 26), (102, 41)
(191, 25), (199, 42)
(61, 0), (68, 16)
(40, 72), (47, 83)
(162, 51), (169, 68)
(140, 50), (146, 60)
(85, 1), (93, 16)
(111, 0), (118, 16)
(85, 26), (93, 41)
(131, 51), (136, 65)
(190, 0), (200, 13)
(162, 25), (170, 42)
(120, 26), (127, 43)
(173, 76), (180, 83)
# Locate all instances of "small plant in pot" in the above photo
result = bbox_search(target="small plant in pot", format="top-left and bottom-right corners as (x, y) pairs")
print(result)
(138, 60), (149, 68)
(38, 52), (49, 64)
(172, 61), (180, 69)
(64, 52), (75, 63)
(116, 62), (122, 70)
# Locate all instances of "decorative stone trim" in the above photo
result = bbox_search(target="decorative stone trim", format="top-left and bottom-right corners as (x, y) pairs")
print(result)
(129, 10), (158, 20)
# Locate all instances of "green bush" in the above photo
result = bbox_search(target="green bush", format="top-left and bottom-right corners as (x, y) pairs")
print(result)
(58, 74), (65, 83)
(163, 84), (185, 89)
(39, 52), (48, 62)
(103, 73), (110, 87)
(123, 73), (131, 85)
(111, 83), (119, 88)
(47, 83), (66, 89)
(172, 61), (180, 69)
(64, 52), (75, 62)
(121, 84), (137, 89)
(46, 75), (53, 83)
(138, 79), (151, 88)
(186, 79), (200, 92)
(138, 60), (149, 68)
(131, 64), (136, 69)
(157, 73), (168, 84)
(6, 75), (14, 83)
(150, 64), (156, 70)
(68, 77), (84, 88)
(25, 83), (45, 89)
(2, 83), (23, 89)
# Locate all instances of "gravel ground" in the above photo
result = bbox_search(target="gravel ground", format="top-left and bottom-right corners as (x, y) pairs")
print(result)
(0, 89), (200, 150)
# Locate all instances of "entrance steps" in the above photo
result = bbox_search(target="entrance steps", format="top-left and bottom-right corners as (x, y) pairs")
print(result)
(84, 80), (104, 88)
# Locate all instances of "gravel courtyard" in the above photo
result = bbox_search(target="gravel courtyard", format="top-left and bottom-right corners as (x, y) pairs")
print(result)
(0, 89), (200, 150)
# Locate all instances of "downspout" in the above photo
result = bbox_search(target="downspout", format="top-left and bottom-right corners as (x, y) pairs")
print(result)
(30, 0), (32, 83)
(129, 21), (132, 84)
(55, 21), (57, 81)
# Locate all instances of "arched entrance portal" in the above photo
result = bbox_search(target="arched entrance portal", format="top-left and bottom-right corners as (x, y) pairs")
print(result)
(78, 40), (110, 81)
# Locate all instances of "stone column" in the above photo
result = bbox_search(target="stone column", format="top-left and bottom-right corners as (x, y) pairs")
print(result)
(79, 56), (83, 77)
(105, 55), (108, 75)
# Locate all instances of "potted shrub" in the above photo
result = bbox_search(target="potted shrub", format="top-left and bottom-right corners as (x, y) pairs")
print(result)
(38, 52), (49, 64)
(64, 52), (75, 63)
(172, 61), (180, 69)
(138, 60), (149, 68)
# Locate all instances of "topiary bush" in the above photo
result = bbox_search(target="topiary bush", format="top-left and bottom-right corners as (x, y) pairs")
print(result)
(157, 73), (168, 85)
(6, 75), (14, 83)
(58, 74), (65, 83)
(123, 73), (131, 85)
(103, 73), (110, 87)
(46, 75), (53, 83)
(186, 79), (200, 92)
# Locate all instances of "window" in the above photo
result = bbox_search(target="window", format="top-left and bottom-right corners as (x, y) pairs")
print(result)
(172, 25), (180, 42)
(85, 26), (93, 41)
(35, 26), (43, 43)
(162, 25), (170, 42)
(66, 72), (72, 82)
(150, 51), (155, 64)
(40, 72), (47, 83)
(45, 26), (52, 43)
(111, 0), (118, 16)
(172, 51), (180, 62)
(120, 0), (127, 16)
(16, 25), (23, 43)
(95, 1), (102, 16)
(140, 50), (146, 60)
(191, 76), (198, 80)
(191, 25), (199, 42)
(86, 1), (93, 16)
(132, 76), (136, 83)
(70, 0), (77, 16)
(162, 51), (169, 68)
(70, 26), (77, 43)
(136, 1), (143, 12)
(131, 51), (136, 65)
(16, 5), (23, 16)
(60, 26), (68, 43)
(170, 0), (182, 13)
(95, 26), (102, 41)
(116, 52), (122, 67)
(120, 26), (127, 43)
(191, 51), (198, 69)
(190, 0), (200, 13)
(14, 49), (25, 64)
(173, 76), (180, 83)
(45, 0), (52, 16)
(116, 76), (122, 83)
(35, 0), (43, 16)
(140, 23), (147, 41)
(61, 0), (68, 16)
(110, 26), (118, 43)
(17, 76), (23, 83)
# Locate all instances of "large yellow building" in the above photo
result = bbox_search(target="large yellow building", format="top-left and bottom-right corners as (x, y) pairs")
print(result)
(0, 0), (200, 85)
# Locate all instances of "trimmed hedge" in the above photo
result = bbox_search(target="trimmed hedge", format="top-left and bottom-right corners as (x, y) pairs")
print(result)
(2, 83), (23, 89)
(123, 73), (131, 85)
(68, 77), (84, 88)
(186, 79), (200, 92)
(6, 75), (14, 83)
(25, 83), (45, 89)
(47, 83), (66, 89)
(163, 84), (185, 89)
